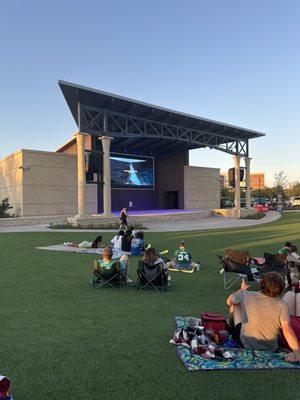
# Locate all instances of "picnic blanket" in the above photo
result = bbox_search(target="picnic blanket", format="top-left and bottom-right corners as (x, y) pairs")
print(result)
(36, 245), (121, 258)
(172, 316), (300, 371)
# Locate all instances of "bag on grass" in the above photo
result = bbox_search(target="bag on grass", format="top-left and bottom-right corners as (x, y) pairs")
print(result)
(200, 312), (228, 337)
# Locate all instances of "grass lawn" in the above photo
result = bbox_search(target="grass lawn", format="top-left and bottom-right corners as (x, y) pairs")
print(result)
(1, 212), (300, 400)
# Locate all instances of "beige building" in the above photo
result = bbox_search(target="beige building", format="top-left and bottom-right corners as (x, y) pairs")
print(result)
(0, 145), (220, 217)
(221, 171), (265, 190)
(0, 81), (264, 220)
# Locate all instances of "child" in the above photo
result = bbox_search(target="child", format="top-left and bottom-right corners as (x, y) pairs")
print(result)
(131, 231), (145, 256)
(120, 206), (128, 228)
(167, 241), (199, 272)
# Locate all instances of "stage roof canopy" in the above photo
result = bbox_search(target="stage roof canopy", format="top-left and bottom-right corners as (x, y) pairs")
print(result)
(59, 80), (265, 157)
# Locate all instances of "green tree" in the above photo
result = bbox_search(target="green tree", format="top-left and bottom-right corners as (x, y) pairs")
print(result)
(287, 181), (300, 197)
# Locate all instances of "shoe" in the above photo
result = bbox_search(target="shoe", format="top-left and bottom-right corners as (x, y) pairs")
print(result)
(126, 278), (133, 283)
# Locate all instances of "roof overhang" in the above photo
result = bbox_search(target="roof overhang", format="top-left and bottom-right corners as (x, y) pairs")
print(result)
(58, 80), (265, 157)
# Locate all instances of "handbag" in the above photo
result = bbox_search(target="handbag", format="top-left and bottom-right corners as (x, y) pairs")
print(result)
(200, 312), (228, 334)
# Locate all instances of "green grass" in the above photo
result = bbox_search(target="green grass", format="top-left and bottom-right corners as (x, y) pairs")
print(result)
(1, 212), (300, 400)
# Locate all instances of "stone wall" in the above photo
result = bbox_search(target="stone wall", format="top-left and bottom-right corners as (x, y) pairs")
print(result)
(184, 165), (220, 209)
(0, 150), (24, 216)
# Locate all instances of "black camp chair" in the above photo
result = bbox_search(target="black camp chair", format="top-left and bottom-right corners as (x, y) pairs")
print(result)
(218, 249), (253, 290)
(91, 260), (126, 288)
(260, 253), (288, 281)
(137, 260), (168, 292)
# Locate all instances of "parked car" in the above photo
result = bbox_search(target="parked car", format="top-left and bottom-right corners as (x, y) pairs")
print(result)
(240, 198), (246, 208)
(254, 197), (270, 206)
(290, 196), (300, 207)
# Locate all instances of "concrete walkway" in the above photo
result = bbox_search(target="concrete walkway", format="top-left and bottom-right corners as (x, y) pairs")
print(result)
(0, 211), (281, 233)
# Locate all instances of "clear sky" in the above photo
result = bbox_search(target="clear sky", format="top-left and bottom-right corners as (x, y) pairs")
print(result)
(1, 0), (299, 186)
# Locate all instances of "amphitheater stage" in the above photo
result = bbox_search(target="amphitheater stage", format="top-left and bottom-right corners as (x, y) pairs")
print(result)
(113, 209), (212, 221)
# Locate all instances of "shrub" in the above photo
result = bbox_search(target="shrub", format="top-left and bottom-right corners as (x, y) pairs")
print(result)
(49, 222), (147, 230)
(0, 197), (14, 218)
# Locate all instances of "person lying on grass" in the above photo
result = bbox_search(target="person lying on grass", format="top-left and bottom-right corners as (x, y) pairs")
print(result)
(64, 235), (103, 249)
(98, 247), (132, 283)
(166, 241), (199, 271)
(227, 272), (300, 362)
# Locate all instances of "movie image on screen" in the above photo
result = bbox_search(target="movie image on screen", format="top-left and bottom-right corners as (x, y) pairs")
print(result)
(110, 154), (154, 189)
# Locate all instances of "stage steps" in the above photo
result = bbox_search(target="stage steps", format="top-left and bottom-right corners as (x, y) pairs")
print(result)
(128, 210), (212, 223)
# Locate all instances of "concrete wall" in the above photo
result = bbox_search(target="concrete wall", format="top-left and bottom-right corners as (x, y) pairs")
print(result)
(20, 150), (98, 216)
(184, 165), (220, 209)
(0, 151), (24, 216)
(155, 152), (186, 209)
(21, 150), (77, 216)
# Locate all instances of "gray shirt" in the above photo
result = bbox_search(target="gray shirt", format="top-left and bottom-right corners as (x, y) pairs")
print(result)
(232, 291), (290, 351)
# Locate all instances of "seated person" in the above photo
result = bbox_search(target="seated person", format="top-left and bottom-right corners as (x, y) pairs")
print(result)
(142, 248), (169, 279)
(283, 290), (300, 317)
(97, 247), (131, 282)
(131, 231), (145, 256)
(279, 242), (293, 255)
(65, 235), (103, 248)
(167, 241), (199, 270)
(227, 272), (300, 362)
(121, 229), (133, 255)
(111, 230), (125, 252)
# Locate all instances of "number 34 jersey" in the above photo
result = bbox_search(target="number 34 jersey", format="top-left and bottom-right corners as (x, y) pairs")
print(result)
(174, 249), (192, 266)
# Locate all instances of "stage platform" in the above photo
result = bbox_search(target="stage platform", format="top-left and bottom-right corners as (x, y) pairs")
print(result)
(113, 209), (213, 222)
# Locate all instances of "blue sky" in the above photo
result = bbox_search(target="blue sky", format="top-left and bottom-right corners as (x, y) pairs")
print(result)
(1, 0), (299, 186)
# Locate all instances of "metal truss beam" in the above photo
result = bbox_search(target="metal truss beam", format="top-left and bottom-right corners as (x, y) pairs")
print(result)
(81, 105), (249, 156)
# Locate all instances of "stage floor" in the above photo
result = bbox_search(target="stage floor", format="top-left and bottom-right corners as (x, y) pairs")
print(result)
(112, 209), (206, 217)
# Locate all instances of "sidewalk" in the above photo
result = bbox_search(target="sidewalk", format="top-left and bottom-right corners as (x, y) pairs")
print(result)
(0, 211), (281, 233)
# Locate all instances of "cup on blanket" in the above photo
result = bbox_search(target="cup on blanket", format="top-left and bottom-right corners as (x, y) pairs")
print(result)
(205, 329), (215, 340)
(218, 330), (229, 344)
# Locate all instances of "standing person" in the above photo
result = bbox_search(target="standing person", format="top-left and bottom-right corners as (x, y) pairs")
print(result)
(120, 206), (128, 228)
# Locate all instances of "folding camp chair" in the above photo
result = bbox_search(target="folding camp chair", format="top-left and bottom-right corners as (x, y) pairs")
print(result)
(137, 260), (168, 292)
(91, 260), (126, 288)
(260, 253), (288, 281)
(218, 249), (253, 290)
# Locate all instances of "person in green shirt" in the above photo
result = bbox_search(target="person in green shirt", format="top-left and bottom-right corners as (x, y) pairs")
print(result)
(279, 242), (292, 255)
(97, 247), (132, 282)
(167, 241), (199, 272)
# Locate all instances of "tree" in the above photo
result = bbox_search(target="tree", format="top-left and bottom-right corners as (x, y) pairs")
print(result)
(251, 187), (273, 198)
(273, 171), (289, 197)
(287, 181), (300, 197)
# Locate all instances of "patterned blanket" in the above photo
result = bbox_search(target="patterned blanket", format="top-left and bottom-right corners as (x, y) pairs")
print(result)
(173, 316), (300, 371)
